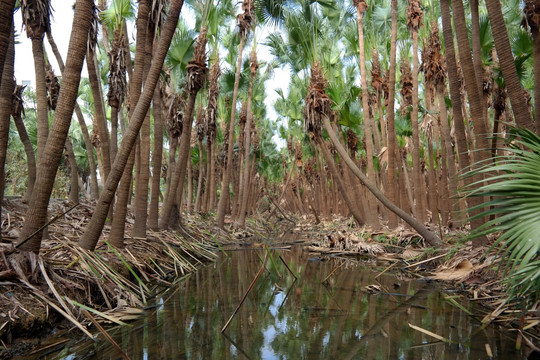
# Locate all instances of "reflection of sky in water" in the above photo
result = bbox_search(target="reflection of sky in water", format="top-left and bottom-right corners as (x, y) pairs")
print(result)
(42, 249), (525, 360)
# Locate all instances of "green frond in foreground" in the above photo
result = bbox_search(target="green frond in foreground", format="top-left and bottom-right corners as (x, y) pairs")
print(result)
(464, 126), (540, 306)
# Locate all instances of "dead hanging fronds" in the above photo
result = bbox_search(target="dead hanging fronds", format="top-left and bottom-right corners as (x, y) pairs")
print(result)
(420, 112), (435, 141)
(86, 4), (100, 53)
(21, 0), (52, 39)
(420, 22), (446, 87)
(186, 27), (208, 94)
(400, 58), (413, 115)
(249, 50), (258, 76)
(346, 129), (358, 155)
(406, 0), (423, 31)
(493, 84), (507, 120)
(167, 93), (186, 138)
(107, 28), (128, 108)
(371, 49), (384, 94)
(12, 85), (27, 118)
(483, 67), (494, 105)
(237, 0), (255, 39)
(196, 104), (207, 143)
(251, 120), (260, 151)
(45, 63), (60, 110)
(304, 62), (332, 139)
(150, 0), (169, 37)
(353, 0), (368, 14)
(523, 1), (540, 33)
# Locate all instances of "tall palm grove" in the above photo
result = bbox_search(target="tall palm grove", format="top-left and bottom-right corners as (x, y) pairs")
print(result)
(0, 0), (539, 262)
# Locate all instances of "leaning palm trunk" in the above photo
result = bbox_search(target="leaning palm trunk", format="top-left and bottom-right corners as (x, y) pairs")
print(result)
(65, 138), (79, 204)
(16, 0), (96, 252)
(159, 28), (208, 229)
(0, 1), (15, 88)
(486, 0), (535, 132)
(79, 0), (184, 251)
(148, 84), (164, 229)
(323, 116), (442, 247)
(46, 30), (99, 199)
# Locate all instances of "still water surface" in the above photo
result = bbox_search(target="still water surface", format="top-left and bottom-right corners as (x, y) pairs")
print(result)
(42, 247), (522, 359)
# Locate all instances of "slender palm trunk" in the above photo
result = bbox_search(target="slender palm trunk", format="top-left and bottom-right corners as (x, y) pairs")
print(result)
(386, 0), (399, 228)
(79, 0), (184, 251)
(194, 141), (204, 212)
(356, 4), (378, 227)
(159, 93), (196, 228)
(13, 113), (36, 202)
(0, 28), (14, 243)
(411, 30), (425, 223)
(148, 85), (163, 229)
(46, 30), (99, 199)
(31, 37), (49, 163)
(17, 0), (95, 252)
(87, 48), (111, 184)
(65, 138), (79, 204)
(322, 116), (442, 247)
(217, 36), (246, 228)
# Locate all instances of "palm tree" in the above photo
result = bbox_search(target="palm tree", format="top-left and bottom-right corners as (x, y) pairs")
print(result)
(79, 0), (184, 251)
(385, 0), (399, 228)
(11, 85), (37, 203)
(21, 0), (52, 163)
(216, 0), (255, 229)
(205, 56), (221, 211)
(486, 0), (535, 132)
(354, 0), (378, 227)
(46, 29), (100, 199)
(16, 0), (98, 253)
(406, 0), (425, 223)
(0, 26), (14, 242)
(0, 0), (15, 87)
(159, 27), (208, 229)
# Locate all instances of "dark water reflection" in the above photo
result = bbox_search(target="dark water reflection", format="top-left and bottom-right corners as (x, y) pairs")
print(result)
(45, 247), (522, 359)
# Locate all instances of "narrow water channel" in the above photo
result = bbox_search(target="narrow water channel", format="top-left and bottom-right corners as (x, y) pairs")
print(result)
(36, 247), (521, 359)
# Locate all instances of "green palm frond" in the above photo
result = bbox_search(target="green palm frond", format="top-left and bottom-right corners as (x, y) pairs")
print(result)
(464, 126), (540, 306)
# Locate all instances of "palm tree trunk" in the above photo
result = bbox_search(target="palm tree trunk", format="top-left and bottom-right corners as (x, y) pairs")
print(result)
(13, 113), (36, 202)
(31, 37), (49, 163)
(46, 30), (99, 199)
(159, 93), (196, 228)
(450, 0), (490, 247)
(87, 48), (111, 185)
(411, 28), (426, 223)
(17, 0), (96, 252)
(217, 36), (246, 228)
(148, 85), (163, 229)
(0, 1), (15, 88)
(79, 0), (184, 251)
(386, 0), (399, 228)
(0, 27), (14, 243)
(356, 4), (378, 227)
(194, 142), (204, 212)
(65, 138), (79, 204)
(486, 0), (535, 132)
(322, 116), (442, 248)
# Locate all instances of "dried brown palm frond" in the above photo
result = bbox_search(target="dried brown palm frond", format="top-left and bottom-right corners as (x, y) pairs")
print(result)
(406, 0), (423, 31)
(420, 112), (435, 142)
(371, 49), (383, 93)
(45, 63), (60, 110)
(237, 0), (255, 39)
(107, 28), (128, 108)
(400, 58), (413, 115)
(196, 104), (207, 142)
(304, 62), (332, 139)
(186, 27), (208, 95)
(346, 129), (358, 155)
(87, 4), (100, 53)
(167, 93), (186, 138)
(12, 85), (27, 117)
(21, 0), (51, 39)
(523, 1), (540, 33)
(150, 0), (169, 36)
(353, 0), (367, 13)
(250, 50), (258, 76)
(420, 22), (446, 87)
(493, 85), (507, 120)
(483, 67), (494, 106)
